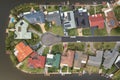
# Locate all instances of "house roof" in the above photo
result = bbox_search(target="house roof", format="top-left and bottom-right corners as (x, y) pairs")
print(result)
(45, 54), (61, 68)
(15, 42), (33, 62)
(74, 51), (88, 69)
(23, 11), (45, 24)
(104, 8), (119, 28)
(46, 11), (61, 26)
(115, 56), (120, 69)
(28, 52), (46, 68)
(103, 50), (119, 69)
(15, 20), (31, 39)
(89, 14), (104, 29)
(88, 50), (103, 67)
(60, 50), (75, 67)
(63, 11), (76, 29)
(74, 8), (90, 28)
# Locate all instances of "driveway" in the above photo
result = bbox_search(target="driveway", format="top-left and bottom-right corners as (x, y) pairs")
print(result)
(37, 23), (46, 33)
(77, 28), (83, 36)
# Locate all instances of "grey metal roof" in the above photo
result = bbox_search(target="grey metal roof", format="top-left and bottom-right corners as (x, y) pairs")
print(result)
(46, 11), (61, 26)
(23, 11), (45, 24)
(88, 50), (103, 67)
(103, 50), (119, 69)
(63, 11), (76, 29)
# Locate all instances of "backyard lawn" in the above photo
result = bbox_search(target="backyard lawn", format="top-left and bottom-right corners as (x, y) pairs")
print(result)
(94, 42), (116, 50)
(46, 5), (58, 12)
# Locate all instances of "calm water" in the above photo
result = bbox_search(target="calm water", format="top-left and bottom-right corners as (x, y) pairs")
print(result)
(0, 0), (113, 80)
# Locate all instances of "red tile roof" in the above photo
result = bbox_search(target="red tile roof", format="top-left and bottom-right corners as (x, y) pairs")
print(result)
(60, 50), (75, 67)
(15, 42), (33, 62)
(89, 14), (104, 29)
(28, 52), (46, 68)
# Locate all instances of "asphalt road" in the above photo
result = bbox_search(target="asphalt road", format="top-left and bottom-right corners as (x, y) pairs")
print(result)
(0, 0), (114, 80)
(62, 36), (120, 42)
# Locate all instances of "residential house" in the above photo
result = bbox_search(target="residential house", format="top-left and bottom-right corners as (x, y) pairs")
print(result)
(103, 8), (119, 28)
(23, 11), (45, 24)
(115, 56), (120, 69)
(74, 8), (90, 28)
(74, 51), (88, 69)
(28, 52), (46, 68)
(89, 14), (104, 29)
(45, 54), (61, 68)
(14, 42), (33, 62)
(88, 50), (103, 67)
(103, 50), (119, 69)
(63, 11), (76, 29)
(46, 11), (61, 26)
(60, 50), (75, 67)
(15, 20), (31, 39)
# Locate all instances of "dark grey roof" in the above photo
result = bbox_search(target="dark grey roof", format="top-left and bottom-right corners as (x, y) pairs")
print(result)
(116, 61), (120, 68)
(88, 50), (103, 67)
(74, 10), (90, 28)
(103, 50), (119, 69)
(23, 11), (45, 24)
(46, 11), (61, 26)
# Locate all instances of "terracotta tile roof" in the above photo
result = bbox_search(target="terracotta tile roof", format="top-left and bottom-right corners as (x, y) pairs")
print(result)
(106, 10), (119, 28)
(28, 52), (46, 68)
(61, 50), (75, 67)
(89, 14), (104, 29)
(15, 42), (33, 62)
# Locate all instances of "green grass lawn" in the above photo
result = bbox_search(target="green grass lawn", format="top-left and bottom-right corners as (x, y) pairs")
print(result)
(11, 3), (39, 15)
(48, 67), (59, 72)
(25, 33), (40, 45)
(46, 5), (58, 12)
(111, 27), (120, 36)
(49, 25), (64, 36)
(94, 42), (116, 50)
(20, 59), (44, 73)
(42, 47), (49, 56)
(82, 28), (91, 36)
(85, 65), (99, 74)
(113, 69), (120, 80)
(68, 42), (85, 51)
(82, 27), (108, 36)
(10, 52), (18, 66)
(114, 6), (120, 21)
(94, 28), (108, 36)
(68, 28), (78, 36)
(51, 44), (63, 54)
